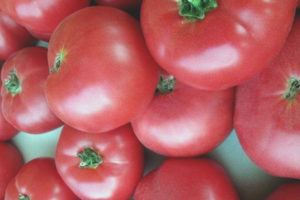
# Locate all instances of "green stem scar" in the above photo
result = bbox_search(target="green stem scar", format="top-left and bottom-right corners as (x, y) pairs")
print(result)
(5, 70), (21, 96)
(283, 77), (300, 100)
(19, 194), (29, 200)
(77, 147), (103, 169)
(50, 49), (66, 73)
(178, 0), (218, 22)
(156, 75), (176, 94)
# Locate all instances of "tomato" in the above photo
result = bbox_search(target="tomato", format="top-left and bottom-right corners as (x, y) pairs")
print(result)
(135, 158), (239, 200)
(141, 0), (297, 90)
(95, 0), (142, 11)
(0, 82), (18, 140)
(234, 15), (300, 178)
(266, 182), (300, 200)
(5, 158), (78, 200)
(0, 0), (90, 41)
(0, 142), (23, 199)
(132, 72), (234, 157)
(0, 12), (34, 61)
(55, 124), (144, 200)
(1, 47), (62, 134)
(46, 7), (159, 133)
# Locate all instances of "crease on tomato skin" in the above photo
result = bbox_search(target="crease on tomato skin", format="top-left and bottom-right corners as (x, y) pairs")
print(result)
(50, 47), (68, 73)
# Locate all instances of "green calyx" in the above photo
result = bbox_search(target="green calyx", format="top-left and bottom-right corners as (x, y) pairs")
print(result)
(283, 77), (300, 100)
(178, 0), (218, 22)
(19, 194), (29, 200)
(156, 75), (176, 94)
(4, 70), (21, 96)
(77, 147), (103, 169)
(50, 50), (66, 73)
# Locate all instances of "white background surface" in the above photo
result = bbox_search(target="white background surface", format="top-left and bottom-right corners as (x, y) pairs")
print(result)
(11, 128), (288, 200)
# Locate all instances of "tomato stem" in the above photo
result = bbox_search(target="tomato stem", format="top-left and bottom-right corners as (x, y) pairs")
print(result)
(156, 75), (176, 94)
(50, 49), (66, 73)
(77, 147), (103, 169)
(283, 77), (300, 100)
(178, 0), (218, 22)
(19, 194), (30, 200)
(4, 70), (22, 96)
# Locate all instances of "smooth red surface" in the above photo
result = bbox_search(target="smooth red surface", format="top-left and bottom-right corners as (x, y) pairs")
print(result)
(141, 0), (297, 90)
(266, 182), (300, 200)
(95, 0), (142, 11)
(132, 74), (234, 157)
(234, 15), (300, 178)
(135, 158), (239, 200)
(1, 47), (62, 134)
(0, 0), (90, 40)
(0, 12), (34, 61)
(56, 124), (144, 200)
(0, 142), (23, 199)
(0, 82), (18, 140)
(5, 158), (78, 200)
(46, 7), (159, 133)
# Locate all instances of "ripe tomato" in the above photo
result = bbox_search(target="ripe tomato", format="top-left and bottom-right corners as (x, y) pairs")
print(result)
(266, 182), (300, 200)
(135, 158), (239, 200)
(0, 142), (23, 199)
(55, 124), (144, 200)
(1, 47), (62, 134)
(0, 12), (34, 61)
(234, 15), (300, 178)
(95, 0), (142, 11)
(0, 83), (18, 140)
(5, 158), (78, 200)
(0, 0), (90, 41)
(132, 72), (234, 157)
(141, 0), (297, 90)
(46, 7), (159, 133)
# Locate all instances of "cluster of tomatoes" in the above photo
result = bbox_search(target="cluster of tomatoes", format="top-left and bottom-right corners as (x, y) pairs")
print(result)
(0, 0), (300, 200)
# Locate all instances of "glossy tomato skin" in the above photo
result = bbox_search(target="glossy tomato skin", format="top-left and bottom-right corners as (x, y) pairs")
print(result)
(5, 158), (78, 200)
(0, 12), (34, 61)
(0, 85), (18, 140)
(1, 47), (62, 134)
(266, 182), (300, 200)
(0, 0), (90, 41)
(55, 124), (144, 200)
(141, 0), (297, 90)
(234, 15), (300, 178)
(132, 75), (234, 157)
(135, 158), (239, 200)
(0, 142), (23, 199)
(95, 0), (142, 11)
(46, 7), (159, 133)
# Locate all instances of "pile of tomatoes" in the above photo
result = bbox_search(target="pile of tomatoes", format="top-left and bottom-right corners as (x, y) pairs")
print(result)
(0, 0), (300, 200)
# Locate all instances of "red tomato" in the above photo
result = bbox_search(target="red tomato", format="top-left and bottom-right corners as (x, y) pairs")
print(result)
(0, 83), (18, 140)
(0, 12), (34, 61)
(1, 47), (62, 134)
(95, 0), (142, 11)
(141, 0), (297, 90)
(266, 182), (300, 200)
(135, 158), (239, 200)
(0, 142), (23, 199)
(0, 0), (90, 41)
(132, 73), (234, 157)
(55, 124), (144, 200)
(5, 158), (78, 200)
(46, 7), (159, 133)
(234, 15), (300, 178)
